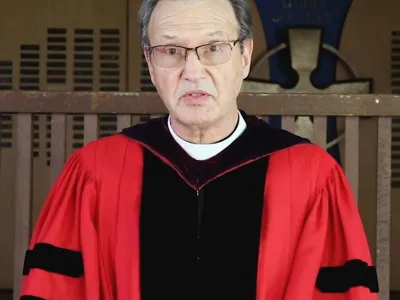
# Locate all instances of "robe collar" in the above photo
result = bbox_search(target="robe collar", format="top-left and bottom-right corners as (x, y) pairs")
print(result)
(121, 110), (310, 189)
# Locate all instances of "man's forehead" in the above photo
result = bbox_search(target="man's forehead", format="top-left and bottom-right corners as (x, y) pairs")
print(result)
(150, 0), (236, 25)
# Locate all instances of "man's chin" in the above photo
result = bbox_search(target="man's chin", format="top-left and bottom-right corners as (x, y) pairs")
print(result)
(175, 109), (216, 127)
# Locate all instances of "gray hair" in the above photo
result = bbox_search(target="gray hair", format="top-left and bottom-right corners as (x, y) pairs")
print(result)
(138, 0), (253, 49)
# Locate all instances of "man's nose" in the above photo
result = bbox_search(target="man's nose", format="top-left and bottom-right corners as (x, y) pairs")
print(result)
(182, 50), (206, 83)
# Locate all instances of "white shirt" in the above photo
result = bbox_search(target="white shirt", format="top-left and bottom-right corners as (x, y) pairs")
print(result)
(168, 111), (247, 161)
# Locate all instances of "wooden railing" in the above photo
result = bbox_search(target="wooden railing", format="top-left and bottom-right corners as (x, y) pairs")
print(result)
(0, 91), (395, 300)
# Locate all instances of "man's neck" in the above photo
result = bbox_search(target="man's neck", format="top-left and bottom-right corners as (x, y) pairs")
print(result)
(169, 111), (240, 144)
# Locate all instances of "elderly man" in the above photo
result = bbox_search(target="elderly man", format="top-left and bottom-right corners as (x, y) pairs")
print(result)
(20, 0), (378, 299)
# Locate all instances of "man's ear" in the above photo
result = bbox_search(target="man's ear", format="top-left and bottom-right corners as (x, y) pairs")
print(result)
(144, 47), (156, 85)
(241, 38), (254, 79)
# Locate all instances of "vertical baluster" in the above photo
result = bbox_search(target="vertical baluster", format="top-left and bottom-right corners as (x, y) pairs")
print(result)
(50, 114), (66, 184)
(84, 114), (98, 145)
(376, 117), (391, 300)
(344, 117), (360, 203)
(117, 114), (131, 132)
(13, 114), (33, 300)
(313, 116), (327, 148)
(282, 116), (296, 133)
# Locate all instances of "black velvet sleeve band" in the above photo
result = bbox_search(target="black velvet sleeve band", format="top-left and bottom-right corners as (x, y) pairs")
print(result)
(23, 243), (84, 278)
(316, 259), (379, 293)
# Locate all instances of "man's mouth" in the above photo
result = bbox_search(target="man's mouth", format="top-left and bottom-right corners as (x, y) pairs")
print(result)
(187, 93), (206, 97)
(180, 90), (211, 105)
(182, 90), (210, 98)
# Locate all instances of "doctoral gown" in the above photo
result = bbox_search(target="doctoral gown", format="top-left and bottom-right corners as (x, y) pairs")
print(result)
(20, 112), (378, 300)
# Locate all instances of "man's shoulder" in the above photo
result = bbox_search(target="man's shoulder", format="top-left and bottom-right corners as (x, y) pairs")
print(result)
(73, 133), (143, 171)
(78, 133), (138, 154)
(271, 142), (339, 183)
(285, 142), (332, 159)
(285, 142), (337, 168)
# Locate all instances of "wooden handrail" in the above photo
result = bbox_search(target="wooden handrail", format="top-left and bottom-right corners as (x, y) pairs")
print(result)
(0, 91), (398, 116)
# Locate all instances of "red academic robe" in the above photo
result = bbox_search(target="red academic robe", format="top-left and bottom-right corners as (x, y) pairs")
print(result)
(20, 112), (378, 299)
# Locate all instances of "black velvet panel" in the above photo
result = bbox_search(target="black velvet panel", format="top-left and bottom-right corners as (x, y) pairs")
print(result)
(197, 157), (268, 300)
(122, 110), (308, 189)
(140, 149), (197, 299)
(140, 149), (269, 300)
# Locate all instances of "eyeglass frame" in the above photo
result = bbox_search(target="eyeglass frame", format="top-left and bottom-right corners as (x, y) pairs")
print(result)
(144, 38), (243, 67)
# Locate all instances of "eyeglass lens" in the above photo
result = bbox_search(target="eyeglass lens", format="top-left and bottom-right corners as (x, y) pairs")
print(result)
(151, 43), (233, 67)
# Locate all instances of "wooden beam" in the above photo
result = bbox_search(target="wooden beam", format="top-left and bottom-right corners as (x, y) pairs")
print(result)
(0, 91), (399, 116)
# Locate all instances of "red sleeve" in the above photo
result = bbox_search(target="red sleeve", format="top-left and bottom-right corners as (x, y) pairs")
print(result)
(285, 150), (378, 299)
(20, 150), (100, 300)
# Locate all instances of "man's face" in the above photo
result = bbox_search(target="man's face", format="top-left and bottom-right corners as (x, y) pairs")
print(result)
(145, 0), (253, 128)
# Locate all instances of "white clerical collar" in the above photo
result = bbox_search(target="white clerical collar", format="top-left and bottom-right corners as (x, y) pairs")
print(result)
(168, 111), (247, 161)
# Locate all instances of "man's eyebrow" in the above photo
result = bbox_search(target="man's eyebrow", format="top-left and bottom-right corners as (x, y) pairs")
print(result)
(207, 30), (225, 37)
(207, 31), (231, 43)
(160, 34), (178, 40)
(160, 30), (226, 40)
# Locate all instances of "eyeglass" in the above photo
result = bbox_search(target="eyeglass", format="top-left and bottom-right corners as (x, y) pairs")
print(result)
(146, 39), (241, 68)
